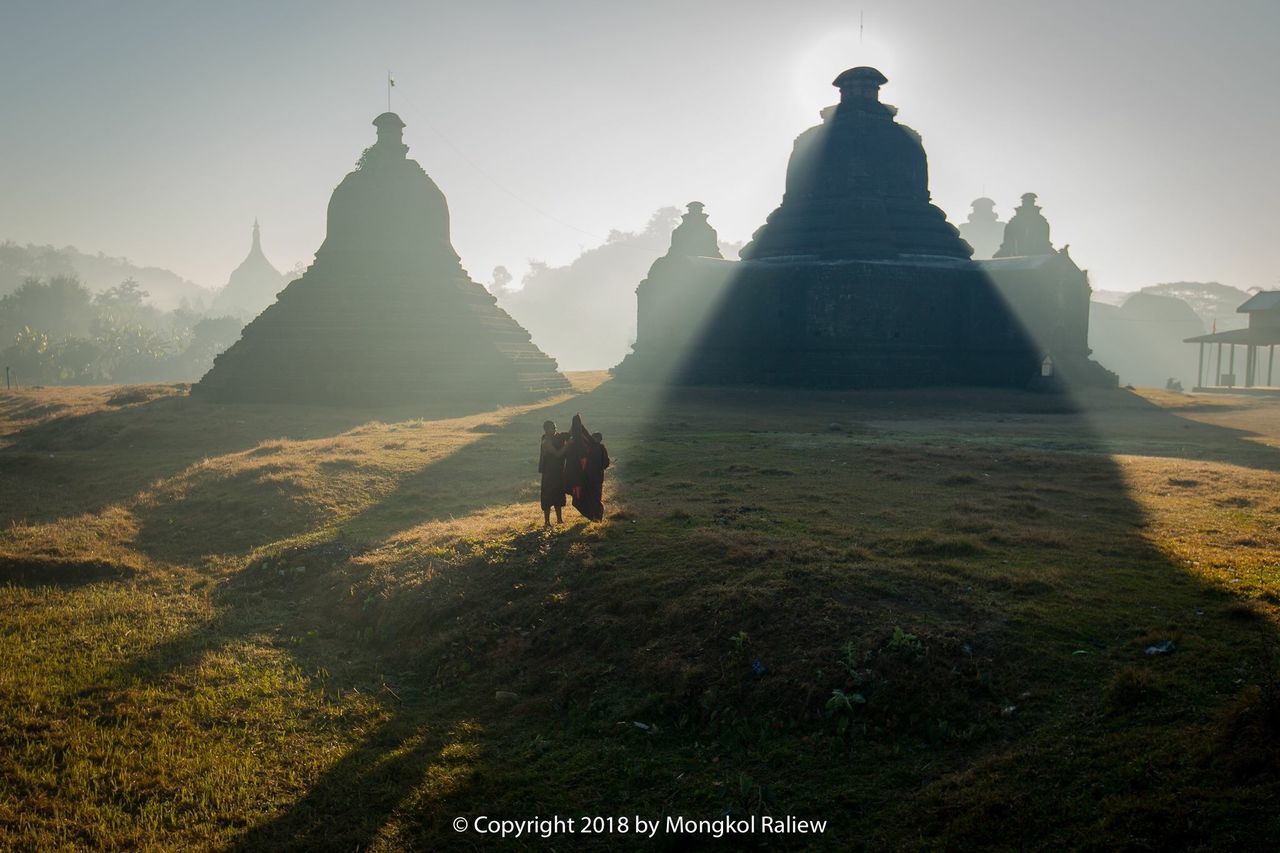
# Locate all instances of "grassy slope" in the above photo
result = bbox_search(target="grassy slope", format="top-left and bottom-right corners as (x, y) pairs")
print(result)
(0, 376), (1278, 850)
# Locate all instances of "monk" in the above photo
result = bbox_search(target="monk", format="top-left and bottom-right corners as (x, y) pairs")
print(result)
(538, 420), (568, 526)
(583, 431), (610, 520)
(564, 414), (607, 521)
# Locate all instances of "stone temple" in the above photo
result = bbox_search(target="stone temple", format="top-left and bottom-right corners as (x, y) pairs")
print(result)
(194, 113), (569, 405)
(209, 220), (287, 319)
(615, 67), (1114, 389)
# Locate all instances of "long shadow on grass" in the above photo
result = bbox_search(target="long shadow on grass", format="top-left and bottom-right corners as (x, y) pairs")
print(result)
(87, 522), (592, 851)
(123, 392), (599, 565)
(329, 395), (640, 546)
(0, 555), (134, 587)
(231, 518), (609, 849)
(0, 391), (509, 527)
(58, 381), (1280, 848)
(566, 381), (1280, 849)
(231, 381), (1280, 849)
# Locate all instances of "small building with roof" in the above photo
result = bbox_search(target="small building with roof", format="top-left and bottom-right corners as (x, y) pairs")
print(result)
(1184, 291), (1280, 392)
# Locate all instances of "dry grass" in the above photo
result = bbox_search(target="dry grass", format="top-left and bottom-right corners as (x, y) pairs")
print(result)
(0, 378), (1278, 849)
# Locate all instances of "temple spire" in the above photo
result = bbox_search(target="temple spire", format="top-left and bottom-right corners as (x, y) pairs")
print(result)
(994, 193), (1055, 258)
(958, 198), (1005, 260)
(251, 219), (262, 255)
(666, 202), (723, 259)
(371, 112), (408, 159)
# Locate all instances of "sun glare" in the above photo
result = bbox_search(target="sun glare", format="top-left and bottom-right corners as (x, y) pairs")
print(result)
(792, 27), (900, 117)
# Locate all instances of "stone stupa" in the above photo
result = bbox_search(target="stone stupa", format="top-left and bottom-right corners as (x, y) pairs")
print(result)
(209, 220), (286, 319)
(994, 193), (1054, 258)
(194, 112), (569, 405)
(665, 202), (723, 260)
(957, 198), (1005, 260)
(740, 66), (971, 261)
(615, 67), (1115, 389)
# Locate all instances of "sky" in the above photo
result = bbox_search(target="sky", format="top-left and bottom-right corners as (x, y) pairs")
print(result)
(2, 0), (1278, 296)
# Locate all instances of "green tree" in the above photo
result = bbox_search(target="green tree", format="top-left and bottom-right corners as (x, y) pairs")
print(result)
(0, 275), (95, 340)
(2, 326), (57, 385)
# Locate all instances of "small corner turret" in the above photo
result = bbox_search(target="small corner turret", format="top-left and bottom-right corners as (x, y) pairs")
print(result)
(995, 192), (1055, 258)
(665, 202), (723, 259)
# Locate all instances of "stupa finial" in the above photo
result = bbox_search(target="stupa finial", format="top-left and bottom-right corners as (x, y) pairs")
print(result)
(371, 112), (407, 157)
(833, 66), (888, 103)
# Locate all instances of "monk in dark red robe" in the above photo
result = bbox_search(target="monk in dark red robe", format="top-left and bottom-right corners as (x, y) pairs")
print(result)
(585, 431), (610, 519)
(538, 420), (568, 526)
(564, 414), (608, 521)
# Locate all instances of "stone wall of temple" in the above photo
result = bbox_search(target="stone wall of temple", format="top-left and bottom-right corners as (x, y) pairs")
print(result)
(618, 256), (1050, 388)
(195, 262), (567, 405)
(618, 253), (1114, 388)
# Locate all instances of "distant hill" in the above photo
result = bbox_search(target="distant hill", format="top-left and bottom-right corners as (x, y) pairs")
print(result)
(1142, 281), (1253, 332)
(1090, 289), (1130, 308)
(0, 241), (213, 311)
(1087, 282), (1259, 388)
(1089, 292), (1205, 388)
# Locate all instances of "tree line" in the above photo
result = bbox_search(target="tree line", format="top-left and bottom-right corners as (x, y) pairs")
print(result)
(0, 276), (241, 386)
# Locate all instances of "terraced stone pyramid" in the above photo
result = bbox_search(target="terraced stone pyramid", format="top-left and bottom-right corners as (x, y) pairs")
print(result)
(194, 112), (569, 406)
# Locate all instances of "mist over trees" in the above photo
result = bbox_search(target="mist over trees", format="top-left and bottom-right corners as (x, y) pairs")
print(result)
(1087, 281), (1256, 388)
(0, 276), (242, 386)
(3, 227), (1260, 389)
(1141, 281), (1254, 332)
(497, 208), (741, 371)
(0, 241), (212, 311)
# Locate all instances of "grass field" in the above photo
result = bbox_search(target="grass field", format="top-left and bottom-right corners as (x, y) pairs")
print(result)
(1, 375), (1278, 850)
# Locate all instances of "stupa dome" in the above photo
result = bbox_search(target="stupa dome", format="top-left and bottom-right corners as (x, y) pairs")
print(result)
(317, 113), (459, 271)
(740, 67), (970, 260)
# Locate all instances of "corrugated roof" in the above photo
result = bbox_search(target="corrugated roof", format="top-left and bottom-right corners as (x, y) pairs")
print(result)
(1238, 291), (1280, 313)
(1185, 327), (1280, 345)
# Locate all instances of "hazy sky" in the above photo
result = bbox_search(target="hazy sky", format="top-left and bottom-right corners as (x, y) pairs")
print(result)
(3, 0), (1278, 295)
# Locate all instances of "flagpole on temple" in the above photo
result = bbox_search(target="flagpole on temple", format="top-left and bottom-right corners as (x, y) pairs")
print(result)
(387, 71), (394, 112)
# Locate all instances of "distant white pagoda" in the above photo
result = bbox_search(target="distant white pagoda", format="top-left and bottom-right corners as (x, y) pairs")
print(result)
(210, 220), (286, 319)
